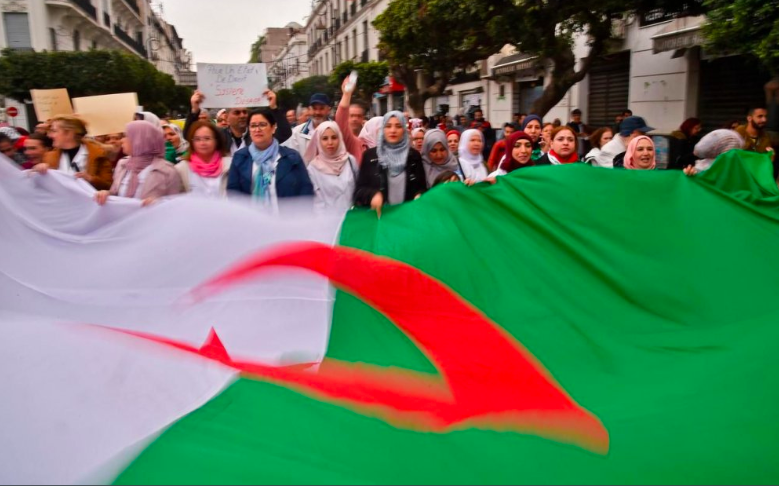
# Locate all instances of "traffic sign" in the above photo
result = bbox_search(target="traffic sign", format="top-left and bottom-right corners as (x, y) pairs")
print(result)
(6, 107), (18, 118)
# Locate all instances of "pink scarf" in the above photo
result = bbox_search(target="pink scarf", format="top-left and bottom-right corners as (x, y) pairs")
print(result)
(304, 121), (351, 176)
(624, 135), (656, 170)
(114, 121), (165, 198)
(190, 152), (223, 178)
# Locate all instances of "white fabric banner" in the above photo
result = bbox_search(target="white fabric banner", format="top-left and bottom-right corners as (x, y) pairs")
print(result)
(0, 156), (345, 484)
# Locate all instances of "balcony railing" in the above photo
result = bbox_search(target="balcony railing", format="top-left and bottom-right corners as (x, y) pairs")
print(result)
(121, 0), (141, 17)
(71, 0), (97, 21)
(114, 25), (147, 57)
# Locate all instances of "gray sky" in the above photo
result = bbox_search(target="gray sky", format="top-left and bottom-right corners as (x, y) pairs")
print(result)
(161, 0), (313, 65)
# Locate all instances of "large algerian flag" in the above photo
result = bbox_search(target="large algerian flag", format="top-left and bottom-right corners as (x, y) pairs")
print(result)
(1, 150), (778, 485)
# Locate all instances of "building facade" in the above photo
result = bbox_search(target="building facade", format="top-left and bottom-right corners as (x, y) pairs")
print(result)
(0, 0), (193, 126)
(268, 27), (308, 92)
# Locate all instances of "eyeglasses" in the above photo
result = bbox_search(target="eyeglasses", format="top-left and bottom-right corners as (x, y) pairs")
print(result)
(193, 137), (215, 143)
(249, 123), (271, 131)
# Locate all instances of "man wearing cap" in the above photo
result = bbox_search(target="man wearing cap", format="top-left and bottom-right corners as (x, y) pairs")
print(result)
(283, 93), (332, 158)
(592, 116), (654, 168)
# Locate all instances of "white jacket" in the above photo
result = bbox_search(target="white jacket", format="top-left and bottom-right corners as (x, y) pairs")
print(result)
(591, 136), (627, 168)
(282, 119), (317, 159)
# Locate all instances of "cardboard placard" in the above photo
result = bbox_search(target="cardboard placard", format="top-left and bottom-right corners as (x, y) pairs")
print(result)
(30, 89), (74, 121)
(72, 93), (139, 136)
(196, 63), (269, 109)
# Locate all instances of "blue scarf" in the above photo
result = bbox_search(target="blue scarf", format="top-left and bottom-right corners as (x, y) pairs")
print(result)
(249, 139), (279, 204)
(377, 111), (410, 177)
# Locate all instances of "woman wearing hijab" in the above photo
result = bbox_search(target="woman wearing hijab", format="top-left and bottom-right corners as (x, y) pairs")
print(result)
(227, 108), (313, 205)
(458, 129), (489, 182)
(304, 121), (359, 212)
(354, 111), (427, 211)
(487, 123), (520, 171)
(685, 129), (744, 174)
(490, 131), (536, 177)
(135, 111), (162, 128)
(622, 135), (656, 171)
(521, 115), (544, 161)
(162, 124), (189, 165)
(536, 126), (581, 166)
(421, 129), (465, 186)
(95, 121), (183, 206)
(175, 121), (232, 198)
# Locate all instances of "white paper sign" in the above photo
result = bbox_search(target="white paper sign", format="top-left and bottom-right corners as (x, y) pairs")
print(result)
(196, 63), (269, 109)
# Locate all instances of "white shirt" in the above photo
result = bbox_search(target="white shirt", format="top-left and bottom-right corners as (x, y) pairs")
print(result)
(118, 165), (154, 198)
(592, 136), (627, 168)
(461, 160), (489, 182)
(189, 172), (223, 199)
(229, 133), (248, 156)
(57, 145), (88, 174)
(307, 156), (357, 212)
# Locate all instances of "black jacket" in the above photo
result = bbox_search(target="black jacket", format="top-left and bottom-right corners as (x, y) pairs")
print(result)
(354, 148), (428, 207)
(182, 107), (292, 148)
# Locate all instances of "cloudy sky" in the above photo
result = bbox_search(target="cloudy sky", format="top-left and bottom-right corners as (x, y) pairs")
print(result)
(161, 0), (313, 65)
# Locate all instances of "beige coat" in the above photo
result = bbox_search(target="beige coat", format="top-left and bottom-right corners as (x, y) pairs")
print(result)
(110, 157), (183, 199)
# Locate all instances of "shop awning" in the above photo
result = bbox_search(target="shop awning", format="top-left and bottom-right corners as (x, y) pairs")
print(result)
(651, 16), (706, 54)
(378, 77), (406, 95)
(491, 53), (539, 77)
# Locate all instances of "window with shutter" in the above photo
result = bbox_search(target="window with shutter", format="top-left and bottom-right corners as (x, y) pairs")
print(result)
(4, 13), (32, 51)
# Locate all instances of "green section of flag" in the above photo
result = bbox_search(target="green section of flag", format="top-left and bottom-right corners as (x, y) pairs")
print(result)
(116, 151), (779, 484)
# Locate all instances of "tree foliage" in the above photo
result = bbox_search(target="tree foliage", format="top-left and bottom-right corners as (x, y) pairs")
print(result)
(375, 0), (705, 117)
(291, 75), (337, 107)
(0, 49), (191, 116)
(328, 60), (389, 106)
(703, 0), (779, 76)
(249, 35), (266, 64)
(374, 0), (513, 116)
(276, 88), (299, 112)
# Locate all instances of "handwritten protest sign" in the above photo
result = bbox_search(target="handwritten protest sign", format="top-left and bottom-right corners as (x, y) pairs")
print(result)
(196, 63), (269, 109)
(72, 93), (139, 136)
(30, 89), (74, 121)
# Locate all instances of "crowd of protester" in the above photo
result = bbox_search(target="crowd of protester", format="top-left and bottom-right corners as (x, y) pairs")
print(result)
(2, 76), (776, 214)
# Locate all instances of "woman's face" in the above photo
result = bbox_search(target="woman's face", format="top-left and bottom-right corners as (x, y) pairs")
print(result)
(634, 139), (655, 169)
(384, 117), (405, 144)
(542, 124), (554, 144)
(428, 142), (448, 166)
(468, 134), (483, 156)
(512, 139), (533, 165)
(192, 126), (217, 157)
(249, 114), (275, 148)
(447, 134), (460, 153)
(48, 121), (74, 149)
(163, 127), (181, 148)
(524, 120), (542, 142)
(551, 129), (576, 158)
(106, 133), (124, 149)
(217, 114), (229, 128)
(121, 135), (132, 156)
(412, 130), (425, 151)
(600, 130), (613, 148)
(321, 128), (340, 156)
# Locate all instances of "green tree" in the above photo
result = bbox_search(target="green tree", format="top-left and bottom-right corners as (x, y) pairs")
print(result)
(291, 75), (337, 107)
(329, 60), (389, 106)
(703, 0), (779, 111)
(249, 35), (266, 64)
(375, 0), (703, 117)
(374, 0), (513, 117)
(276, 88), (300, 112)
(0, 49), (191, 116)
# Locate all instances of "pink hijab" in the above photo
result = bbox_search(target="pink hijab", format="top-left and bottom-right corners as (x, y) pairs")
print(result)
(624, 135), (656, 170)
(304, 121), (351, 176)
(358, 116), (383, 150)
(113, 121), (165, 197)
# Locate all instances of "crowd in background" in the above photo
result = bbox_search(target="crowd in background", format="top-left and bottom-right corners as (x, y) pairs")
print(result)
(1, 76), (775, 214)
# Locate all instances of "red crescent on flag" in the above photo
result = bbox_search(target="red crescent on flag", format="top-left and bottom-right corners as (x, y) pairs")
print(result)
(114, 242), (609, 454)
